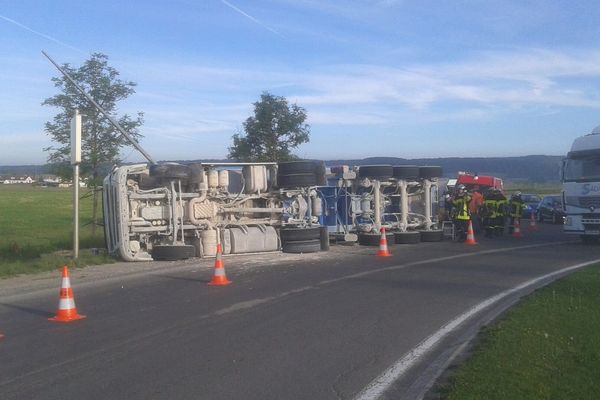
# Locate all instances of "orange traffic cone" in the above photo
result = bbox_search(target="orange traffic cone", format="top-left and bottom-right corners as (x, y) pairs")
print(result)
(208, 244), (232, 286)
(528, 212), (539, 232)
(465, 220), (477, 245)
(512, 218), (523, 238)
(377, 227), (392, 257)
(49, 266), (86, 323)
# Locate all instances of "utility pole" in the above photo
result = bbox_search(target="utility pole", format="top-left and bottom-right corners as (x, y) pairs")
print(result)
(71, 110), (82, 260)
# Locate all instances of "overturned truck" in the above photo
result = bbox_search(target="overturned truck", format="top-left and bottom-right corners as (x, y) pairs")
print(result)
(103, 161), (328, 261)
(42, 52), (444, 262)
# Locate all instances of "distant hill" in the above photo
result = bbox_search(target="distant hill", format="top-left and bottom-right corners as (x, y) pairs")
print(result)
(0, 155), (563, 183)
(0, 165), (50, 177)
(325, 155), (563, 183)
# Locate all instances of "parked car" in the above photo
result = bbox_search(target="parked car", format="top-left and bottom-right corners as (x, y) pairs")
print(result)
(521, 193), (542, 219)
(537, 195), (565, 224)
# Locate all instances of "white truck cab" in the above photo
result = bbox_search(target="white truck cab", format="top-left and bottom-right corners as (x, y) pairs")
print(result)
(562, 126), (600, 241)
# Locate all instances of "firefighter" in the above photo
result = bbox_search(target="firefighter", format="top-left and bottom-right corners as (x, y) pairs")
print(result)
(508, 191), (525, 234)
(495, 189), (508, 236)
(451, 184), (471, 241)
(482, 189), (499, 238)
(469, 185), (484, 233)
(481, 188), (507, 237)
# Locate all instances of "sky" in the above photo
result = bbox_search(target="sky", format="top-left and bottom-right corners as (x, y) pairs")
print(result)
(1, 0), (600, 165)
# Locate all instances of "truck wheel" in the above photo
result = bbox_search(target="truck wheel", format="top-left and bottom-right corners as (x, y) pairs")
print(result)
(394, 231), (421, 244)
(277, 173), (319, 187)
(278, 160), (324, 175)
(149, 164), (190, 180)
(358, 165), (393, 180)
(138, 174), (159, 189)
(282, 239), (321, 253)
(419, 229), (444, 242)
(315, 163), (327, 186)
(392, 166), (420, 180)
(357, 232), (394, 246)
(152, 244), (196, 260)
(280, 226), (321, 241)
(189, 163), (204, 184)
(320, 226), (330, 251)
(418, 166), (443, 179)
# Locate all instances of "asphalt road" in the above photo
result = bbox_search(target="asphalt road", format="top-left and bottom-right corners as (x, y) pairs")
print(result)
(1, 223), (598, 400)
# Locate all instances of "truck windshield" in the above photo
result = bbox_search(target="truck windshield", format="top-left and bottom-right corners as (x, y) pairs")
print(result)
(564, 157), (600, 182)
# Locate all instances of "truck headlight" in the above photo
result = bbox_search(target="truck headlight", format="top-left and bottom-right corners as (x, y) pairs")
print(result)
(565, 216), (572, 226)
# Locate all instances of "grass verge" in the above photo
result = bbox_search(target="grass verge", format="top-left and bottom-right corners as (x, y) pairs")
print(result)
(441, 264), (600, 399)
(0, 185), (115, 277)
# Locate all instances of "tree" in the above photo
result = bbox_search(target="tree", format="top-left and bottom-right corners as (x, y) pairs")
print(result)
(43, 53), (144, 235)
(228, 92), (310, 162)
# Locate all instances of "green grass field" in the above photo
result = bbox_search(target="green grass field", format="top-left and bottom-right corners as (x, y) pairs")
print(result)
(0, 185), (113, 277)
(443, 265), (600, 399)
(503, 182), (562, 195)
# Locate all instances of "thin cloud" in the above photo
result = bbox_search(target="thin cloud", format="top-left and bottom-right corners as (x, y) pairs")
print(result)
(218, 0), (284, 38)
(0, 14), (84, 54)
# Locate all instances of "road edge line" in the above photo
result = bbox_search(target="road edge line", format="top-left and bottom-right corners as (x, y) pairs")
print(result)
(353, 258), (600, 400)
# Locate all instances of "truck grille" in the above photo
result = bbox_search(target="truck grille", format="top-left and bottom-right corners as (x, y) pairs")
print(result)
(578, 197), (600, 208)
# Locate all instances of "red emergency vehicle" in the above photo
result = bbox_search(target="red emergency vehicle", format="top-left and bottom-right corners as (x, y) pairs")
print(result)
(456, 172), (503, 192)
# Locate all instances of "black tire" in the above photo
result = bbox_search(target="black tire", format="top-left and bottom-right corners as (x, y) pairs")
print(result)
(319, 226), (330, 251)
(278, 161), (321, 175)
(358, 165), (393, 180)
(138, 174), (159, 189)
(419, 229), (444, 242)
(394, 231), (421, 244)
(277, 173), (318, 187)
(152, 244), (196, 260)
(315, 163), (327, 186)
(357, 232), (394, 246)
(282, 239), (321, 253)
(418, 166), (443, 179)
(189, 163), (204, 184)
(149, 164), (190, 180)
(280, 226), (321, 242)
(393, 166), (420, 180)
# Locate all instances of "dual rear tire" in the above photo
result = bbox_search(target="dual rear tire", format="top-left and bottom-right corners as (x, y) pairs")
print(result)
(280, 226), (325, 253)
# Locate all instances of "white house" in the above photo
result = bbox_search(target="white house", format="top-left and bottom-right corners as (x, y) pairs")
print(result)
(2, 176), (34, 184)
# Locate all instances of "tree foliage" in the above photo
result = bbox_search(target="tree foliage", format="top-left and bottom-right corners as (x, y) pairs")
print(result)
(43, 52), (144, 186)
(228, 92), (310, 162)
(43, 53), (144, 234)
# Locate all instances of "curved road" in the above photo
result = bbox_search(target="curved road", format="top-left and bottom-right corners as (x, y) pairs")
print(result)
(0, 224), (597, 400)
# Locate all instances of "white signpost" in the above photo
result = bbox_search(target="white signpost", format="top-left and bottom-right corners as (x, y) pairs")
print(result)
(71, 110), (82, 259)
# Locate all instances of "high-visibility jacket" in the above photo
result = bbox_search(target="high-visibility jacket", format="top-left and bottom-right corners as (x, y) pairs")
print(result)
(509, 199), (525, 218)
(496, 198), (508, 217)
(452, 195), (471, 220)
(483, 199), (498, 218)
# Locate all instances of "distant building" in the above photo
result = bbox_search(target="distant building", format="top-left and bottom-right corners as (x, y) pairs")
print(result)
(40, 175), (62, 186)
(1, 176), (34, 184)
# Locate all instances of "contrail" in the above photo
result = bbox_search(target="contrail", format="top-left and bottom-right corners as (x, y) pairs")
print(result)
(0, 14), (84, 53)
(219, 0), (284, 38)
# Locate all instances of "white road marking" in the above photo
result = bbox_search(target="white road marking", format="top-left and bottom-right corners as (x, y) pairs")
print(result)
(0, 240), (583, 388)
(353, 258), (600, 400)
